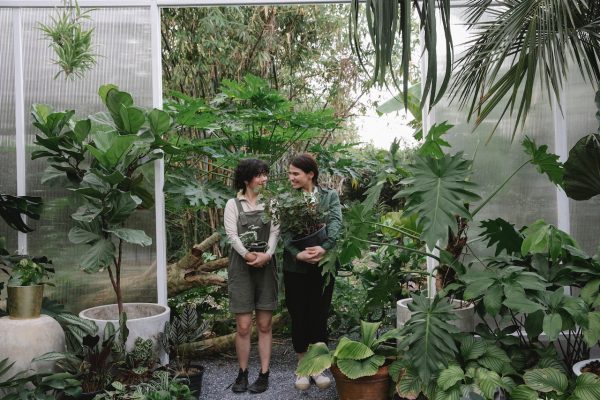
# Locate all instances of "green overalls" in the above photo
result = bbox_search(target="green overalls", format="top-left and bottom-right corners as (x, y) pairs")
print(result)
(228, 198), (278, 314)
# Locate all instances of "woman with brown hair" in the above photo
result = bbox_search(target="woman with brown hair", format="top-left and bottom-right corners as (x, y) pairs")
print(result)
(282, 153), (342, 391)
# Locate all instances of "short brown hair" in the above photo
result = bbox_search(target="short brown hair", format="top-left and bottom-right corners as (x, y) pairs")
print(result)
(290, 153), (318, 184)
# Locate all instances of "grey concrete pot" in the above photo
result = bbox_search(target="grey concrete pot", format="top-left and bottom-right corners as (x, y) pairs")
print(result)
(79, 303), (170, 365)
(397, 298), (475, 332)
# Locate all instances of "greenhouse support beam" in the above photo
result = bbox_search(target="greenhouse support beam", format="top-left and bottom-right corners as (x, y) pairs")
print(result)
(151, 0), (168, 307)
(0, 0), (501, 8)
(13, 8), (27, 256)
(551, 88), (570, 236)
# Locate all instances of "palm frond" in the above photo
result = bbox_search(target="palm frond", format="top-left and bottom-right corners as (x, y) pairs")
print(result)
(350, 0), (453, 109)
(452, 0), (600, 140)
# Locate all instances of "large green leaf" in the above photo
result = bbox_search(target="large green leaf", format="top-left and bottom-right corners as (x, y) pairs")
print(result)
(563, 134), (600, 200)
(542, 313), (562, 341)
(79, 239), (115, 272)
(87, 132), (138, 169)
(479, 218), (523, 256)
(583, 311), (600, 347)
(106, 192), (140, 224)
(337, 355), (385, 379)
(399, 294), (459, 382)
(119, 106), (145, 135)
(0, 194), (43, 233)
(397, 153), (480, 249)
(415, 122), (453, 159)
(437, 365), (464, 391)
(68, 226), (100, 244)
(522, 136), (563, 186)
(148, 109), (172, 136)
(521, 220), (578, 261)
(296, 342), (332, 376)
(71, 203), (102, 223)
(105, 228), (151, 246)
(459, 336), (486, 361)
(510, 385), (538, 400)
(523, 368), (568, 394)
(359, 320), (381, 349)
(573, 373), (600, 400)
(333, 337), (374, 361)
(502, 289), (543, 314)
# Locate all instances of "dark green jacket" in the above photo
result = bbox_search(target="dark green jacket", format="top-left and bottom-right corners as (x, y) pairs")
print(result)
(282, 187), (342, 273)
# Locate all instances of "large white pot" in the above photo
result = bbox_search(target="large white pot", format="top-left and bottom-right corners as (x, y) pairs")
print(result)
(573, 358), (600, 376)
(79, 303), (170, 365)
(397, 298), (475, 332)
(0, 315), (65, 380)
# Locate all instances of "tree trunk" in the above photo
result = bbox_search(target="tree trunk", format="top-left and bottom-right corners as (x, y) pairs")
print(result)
(177, 313), (288, 357)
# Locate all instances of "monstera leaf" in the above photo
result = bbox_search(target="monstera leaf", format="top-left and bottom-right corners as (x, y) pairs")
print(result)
(397, 153), (480, 249)
(563, 134), (600, 200)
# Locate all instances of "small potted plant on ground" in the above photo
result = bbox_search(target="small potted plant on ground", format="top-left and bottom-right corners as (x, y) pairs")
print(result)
(296, 320), (401, 400)
(1, 257), (53, 319)
(159, 305), (208, 395)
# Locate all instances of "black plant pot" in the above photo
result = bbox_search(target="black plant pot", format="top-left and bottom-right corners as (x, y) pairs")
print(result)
(184, 363), (205, 396)
(248, 241), (268, 253)
(291, 225), (327, 268)
(291, 224), (327, 249)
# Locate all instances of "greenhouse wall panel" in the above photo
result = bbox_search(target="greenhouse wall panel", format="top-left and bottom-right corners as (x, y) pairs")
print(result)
(2, 6), (158, 311)
(0, 10), (17, 253)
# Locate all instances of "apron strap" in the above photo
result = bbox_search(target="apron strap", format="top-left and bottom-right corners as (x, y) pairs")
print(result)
(234, 198), (248, 226)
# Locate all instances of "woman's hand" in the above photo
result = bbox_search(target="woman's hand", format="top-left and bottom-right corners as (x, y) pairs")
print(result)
(305, 246), (326, 263)
(247, 252), (271, 268)
(297, 246), (326, 264)
(244, 252), (258, 263)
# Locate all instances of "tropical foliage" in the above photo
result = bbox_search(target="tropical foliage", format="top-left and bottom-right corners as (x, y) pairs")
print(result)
(31, 84), (177, 314)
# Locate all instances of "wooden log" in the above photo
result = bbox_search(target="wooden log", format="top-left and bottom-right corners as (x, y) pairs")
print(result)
(178, 313), (287, 357)
(191, 232), (221, 258)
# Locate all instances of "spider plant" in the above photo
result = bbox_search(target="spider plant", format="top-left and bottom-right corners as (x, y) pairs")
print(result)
(38, 0), (97, 79)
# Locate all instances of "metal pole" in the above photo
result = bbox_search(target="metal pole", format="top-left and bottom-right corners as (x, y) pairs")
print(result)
(150, 0), (168, 308)
(13, 8), (28, 256)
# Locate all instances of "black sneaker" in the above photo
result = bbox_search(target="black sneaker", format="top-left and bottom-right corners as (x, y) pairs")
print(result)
(232, 368), (249, 393)
(248, 370), (269, 394)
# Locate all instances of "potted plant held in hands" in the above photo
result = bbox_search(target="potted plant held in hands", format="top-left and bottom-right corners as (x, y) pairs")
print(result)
(31, 84), (178, 359)
(297, 320), (401, 400)
(238, 225), (269, 253)
(266, 188), (327, 265)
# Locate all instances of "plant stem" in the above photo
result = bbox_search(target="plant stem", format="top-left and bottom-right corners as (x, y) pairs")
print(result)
(472, 160), (530, 217)
(350, 236), (440, 261)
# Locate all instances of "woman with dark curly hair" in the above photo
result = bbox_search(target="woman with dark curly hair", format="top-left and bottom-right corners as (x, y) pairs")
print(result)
(224, 158), (279, 394)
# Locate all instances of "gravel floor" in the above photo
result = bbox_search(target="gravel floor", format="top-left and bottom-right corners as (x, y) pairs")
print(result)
(199, 337), (338, 400)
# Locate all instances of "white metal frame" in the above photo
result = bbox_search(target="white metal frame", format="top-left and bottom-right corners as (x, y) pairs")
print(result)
(0, 0), (570, 305)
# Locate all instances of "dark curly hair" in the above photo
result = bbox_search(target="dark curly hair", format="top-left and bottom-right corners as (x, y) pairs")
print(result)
(233, 159), (270, 194)
(290, 153), (319, 185)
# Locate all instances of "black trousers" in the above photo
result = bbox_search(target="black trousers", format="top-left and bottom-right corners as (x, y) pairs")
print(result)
(283, 268), (335, 354)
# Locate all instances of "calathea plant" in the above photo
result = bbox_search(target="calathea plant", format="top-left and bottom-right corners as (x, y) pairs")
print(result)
(31, 84), (178, 315)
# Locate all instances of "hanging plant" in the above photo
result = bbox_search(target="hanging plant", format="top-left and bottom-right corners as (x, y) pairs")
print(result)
(38, 0), (97, 79)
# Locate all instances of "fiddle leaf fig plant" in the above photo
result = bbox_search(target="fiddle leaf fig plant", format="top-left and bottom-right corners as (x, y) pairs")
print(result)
(31, 84), (177, 315)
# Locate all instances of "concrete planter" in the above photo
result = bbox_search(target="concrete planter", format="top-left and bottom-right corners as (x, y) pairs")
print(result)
(397, 298), (475, 332)
(79, 303), (170, 364)
(0, 315), (65, 382)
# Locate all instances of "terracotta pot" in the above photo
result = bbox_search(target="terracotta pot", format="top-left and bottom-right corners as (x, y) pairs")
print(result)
(7, 284), (44, 319)
(331, 363), (390, 400)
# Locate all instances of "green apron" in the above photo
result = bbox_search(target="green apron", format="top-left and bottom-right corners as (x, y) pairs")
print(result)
(228, 198), (278, 313)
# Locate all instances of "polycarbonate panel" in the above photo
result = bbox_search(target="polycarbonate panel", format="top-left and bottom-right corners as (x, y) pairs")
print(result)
(0, 10), (17, 255)
(20, 7), (156, 312)
(433, 8), (557, 256)
(565, 68), (599, 255)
